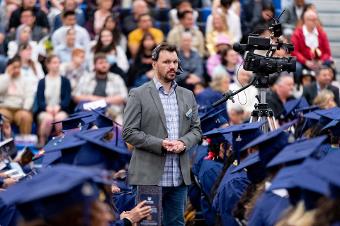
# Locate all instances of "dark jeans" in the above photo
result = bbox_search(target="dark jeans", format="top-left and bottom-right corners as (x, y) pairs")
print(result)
(162, 185), (188, 226)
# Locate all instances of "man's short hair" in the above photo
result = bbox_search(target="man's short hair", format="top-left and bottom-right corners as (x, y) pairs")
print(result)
(63, 10), (76, 18)
(177, 10), (193, 20)
(93, 53), (108, 64)
(137, 13), (151, 22)
(7, 55), (21, 66)
(315, 65), (331, 76)
(275, 72), (294, 85)
(21, 8), (34, 17)
(151, 42), (178, 61)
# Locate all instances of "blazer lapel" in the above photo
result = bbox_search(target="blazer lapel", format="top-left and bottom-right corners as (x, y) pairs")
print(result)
(148, 82), (167, 130)
(176, 87), (185, 136)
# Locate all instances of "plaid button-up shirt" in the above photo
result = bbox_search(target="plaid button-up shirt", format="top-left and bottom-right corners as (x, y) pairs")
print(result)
(154, 78), (183, 187)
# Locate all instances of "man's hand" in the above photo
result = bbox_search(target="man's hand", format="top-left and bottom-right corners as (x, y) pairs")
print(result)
(3, 178), (18, 188)
(162, 140), (186, 153)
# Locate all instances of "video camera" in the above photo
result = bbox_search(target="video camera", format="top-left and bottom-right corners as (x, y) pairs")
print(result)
(233, 11), (296, 75)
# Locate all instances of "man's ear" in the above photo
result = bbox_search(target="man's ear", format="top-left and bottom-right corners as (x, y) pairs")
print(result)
(152, 61), (156, 70)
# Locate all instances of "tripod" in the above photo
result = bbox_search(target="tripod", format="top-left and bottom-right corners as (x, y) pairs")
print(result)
(212, 73), (278, 132)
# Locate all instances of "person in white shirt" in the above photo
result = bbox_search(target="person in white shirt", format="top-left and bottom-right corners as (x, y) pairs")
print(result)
(51, 10), (90, 53)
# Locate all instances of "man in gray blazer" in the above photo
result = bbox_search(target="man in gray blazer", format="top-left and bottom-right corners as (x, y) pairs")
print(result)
(123, 43), (202, 226)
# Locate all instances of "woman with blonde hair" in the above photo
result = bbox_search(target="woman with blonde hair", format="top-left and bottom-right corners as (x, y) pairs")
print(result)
(313, 90), (337, 109)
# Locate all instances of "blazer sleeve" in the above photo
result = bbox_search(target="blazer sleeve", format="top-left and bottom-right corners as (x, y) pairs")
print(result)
(36, 79), (47, 113)
(122, 89), (164, 155)
(331, 86), (340, 106)
(60, 77), (72, 112)
(178, 91), (202, 150)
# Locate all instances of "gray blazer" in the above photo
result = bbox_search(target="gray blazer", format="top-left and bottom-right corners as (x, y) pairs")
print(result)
(122, 81), (202, 185)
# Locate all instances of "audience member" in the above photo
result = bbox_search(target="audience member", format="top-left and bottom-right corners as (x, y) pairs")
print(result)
(8, 0), (49, 32)
(54, 27), (83, 64)
(302, 66), (340, 106)
(212, 48), (239, 81)
(280, 0), (307, 37)
(7, 24), (41, 61)
(206, 34), (231, 77)
(60, 48), (88, 90)
(167, 10), (205, 57)
(291, 10), (332, 83)
(34, 55), (71, 146)
(73, 53), (128, 123)
(128, 13), (164, 58)
(168, 0), (198, 28)
(206, 0), (242, 42)
(206, 11), (234, 56)
(86, 0), (114, 39)
(103, 14), (127, 52)
(177, 32), (203, 91)
(126, 32), (156, 88)
(122, 0), (150, 35)
(227, 67), (257, 120)
(52, 0), (86, 31)
(90, 28), (129, 78)
(247, 3), (275, 33)
(266, 73), (295, 119)
(52, 10), (90, 53)
(0, 56), (35, 134)
(313, 89), (337, 110)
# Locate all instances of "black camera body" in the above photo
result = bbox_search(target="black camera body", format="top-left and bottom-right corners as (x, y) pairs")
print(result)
(244, 51), (296, 74)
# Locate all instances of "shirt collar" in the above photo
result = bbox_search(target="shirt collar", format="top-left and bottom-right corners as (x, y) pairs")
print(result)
(302, 25), (318, 36)
(153, 77), (177, 94)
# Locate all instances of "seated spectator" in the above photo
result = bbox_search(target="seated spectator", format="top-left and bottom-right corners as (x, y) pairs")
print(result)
(60, 48), (88, 90)
(0, 0), (20, 31)
(247, 2), (275, 34)
(228, 105), (245, 125)
(302, 66), (340, 106)
(7, 25), (41, 61)
(206, 11), (234, 56)
(54, 27), (83, 64)
(0, 31), (8, 73)
(128, 13), (164, 58)
(291, 10), (332, 84)
(196, 71), (230, 113)
(212, 48), (239, 81)
(52, 0), (86, 32)
(73, 53), (128, 123)
(177, 32), (203, 91)
(280, 0), (307, 37)
(169, 0), (198, 28)
(167, 10), (205, 57)
(103, 14), (127, 52)
(0, 56), (35, 134)
(17, 43), (44, 90)
(34, 55), (71, 146)
(90, 28), (129, 78)
(206, 0), (242, 42)
(8, 0), (49, 33)
(313, 90), (337, 110)
(266, 73), (295, 120)
(8, 8), (48, 42)
(227, 67), (258, 120)
(126, 32), (156, 88)
(52, 10), (90, 53)
(85, 0), (114, 39)
(206, 34), (231, 77)
(122, 0), (150, 35)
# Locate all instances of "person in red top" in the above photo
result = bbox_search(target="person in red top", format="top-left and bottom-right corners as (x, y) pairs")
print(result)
(291, 9), (333, 86)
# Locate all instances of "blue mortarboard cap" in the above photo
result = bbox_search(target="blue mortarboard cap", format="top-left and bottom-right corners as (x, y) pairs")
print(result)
(283, 97), (309, 118)
(218, 121), (266, 153)
(91, 108), (122, 128)
(0, 165), (110, 221)
(41, 133), (87, 166)
(203, 128), (232, 144)
(269, 165), (301, 191)
(239, 121), (297, 165)
(303, 111), (321, 121)
(73, 127), (129, 170)
(200, 108), (228, 133)
(316, 107), (340, 120)
(295, 105), (319, 114)
(231, 152), (260, 173)
(54, 111), (95, 131)
(292, 159), (331, 197)
(266, 136), (327, 168)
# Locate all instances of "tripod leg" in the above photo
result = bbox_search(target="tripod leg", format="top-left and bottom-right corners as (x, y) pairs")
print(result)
(267, 117), (275, 131)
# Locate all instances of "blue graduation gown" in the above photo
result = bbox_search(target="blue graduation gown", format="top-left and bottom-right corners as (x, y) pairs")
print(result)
(212, 164), (250, 226)
(191, 145), (209, 177)
(198, 159), (223, 226)
(0, 198), (18, 226)
(248, 190), (291, 226)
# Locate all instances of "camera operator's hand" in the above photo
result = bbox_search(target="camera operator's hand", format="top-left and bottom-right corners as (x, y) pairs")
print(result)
(120, 201), (152, 224)
(2, 178), (18, 188)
